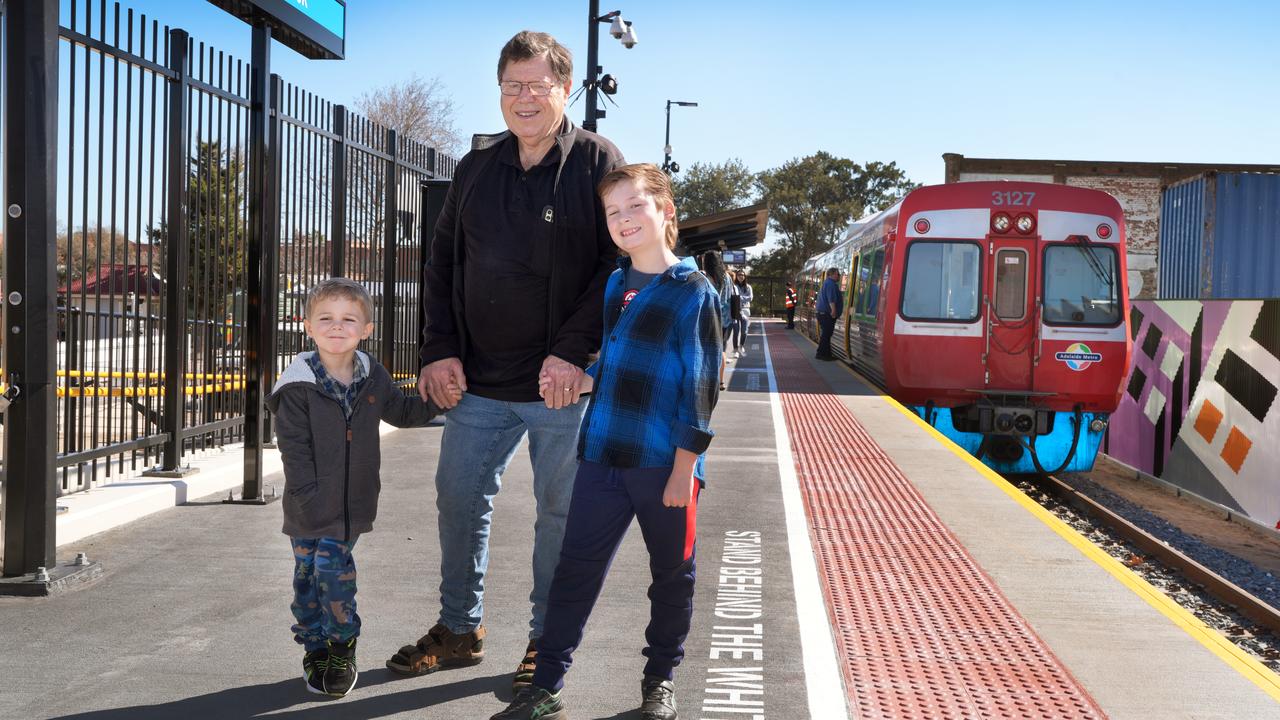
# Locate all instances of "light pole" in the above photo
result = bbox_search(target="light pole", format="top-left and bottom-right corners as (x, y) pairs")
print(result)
(662, 100), (698, 174)
(584, 0), (637, 133)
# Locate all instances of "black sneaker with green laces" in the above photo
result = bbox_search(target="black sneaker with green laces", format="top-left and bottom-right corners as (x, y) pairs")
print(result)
(323, 638), (359, 697)
(489, 684), (566, 720)
(640, 675), (677, 720)
(302, 648), (329, 695)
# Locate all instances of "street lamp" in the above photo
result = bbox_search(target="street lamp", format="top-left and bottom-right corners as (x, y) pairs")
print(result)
(584, 0), (637, 133)
(662, 100), (698, 174)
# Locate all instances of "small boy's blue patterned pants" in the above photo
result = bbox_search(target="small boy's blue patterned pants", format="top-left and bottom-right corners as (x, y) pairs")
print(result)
(290, 537), (360, 651)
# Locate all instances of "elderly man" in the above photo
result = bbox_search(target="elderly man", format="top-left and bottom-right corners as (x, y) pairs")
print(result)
(386, 31), (624, 688)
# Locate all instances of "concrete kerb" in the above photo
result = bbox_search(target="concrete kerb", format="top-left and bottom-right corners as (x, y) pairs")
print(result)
(51, 423), (403, 551)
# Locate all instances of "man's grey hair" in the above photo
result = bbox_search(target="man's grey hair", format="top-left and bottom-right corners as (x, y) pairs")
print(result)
(826, 267), (840, 277)
(498, 31), (573, 85)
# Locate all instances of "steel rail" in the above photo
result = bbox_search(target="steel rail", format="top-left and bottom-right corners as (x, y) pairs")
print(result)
(1034, 473), (1280, 636)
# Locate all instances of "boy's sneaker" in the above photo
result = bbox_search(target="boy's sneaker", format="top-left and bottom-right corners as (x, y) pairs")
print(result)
(302, 648), (329, 695)
(512, 640), (538, 691)
(490, 684), (567, 720)
(323, 638), (359, 697)
(640, 675), (678, 720)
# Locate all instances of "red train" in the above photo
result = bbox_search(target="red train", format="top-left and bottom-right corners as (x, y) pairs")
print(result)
(798, 181), (1132, 473)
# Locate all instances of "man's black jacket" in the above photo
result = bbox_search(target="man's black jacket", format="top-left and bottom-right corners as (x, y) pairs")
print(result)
(420, 119), (624, 401)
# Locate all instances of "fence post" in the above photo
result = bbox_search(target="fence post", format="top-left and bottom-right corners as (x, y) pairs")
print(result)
(153, 28), (194, 476)
(239, 22), (272, 502)
(381, 128), (398, 370)
(2, 0), (60, 578)
(330, 105), (347, 277)
(261, 73), (284, 446)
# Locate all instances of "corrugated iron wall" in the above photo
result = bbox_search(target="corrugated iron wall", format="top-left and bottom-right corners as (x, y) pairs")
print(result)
(1159, 172), (1280, 299)
(1211, 173), (1280, 298)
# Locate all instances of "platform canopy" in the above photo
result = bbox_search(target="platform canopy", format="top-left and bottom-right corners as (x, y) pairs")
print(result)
(676, 202), (768, 256)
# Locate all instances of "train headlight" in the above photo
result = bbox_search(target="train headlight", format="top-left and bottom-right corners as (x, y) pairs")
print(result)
(1090, 417), (1108, 433)
(1014, 213), (1036, 235)
(914, 218), (930, 234)
(1096, 223), (1113, 239)
(991, 212), (1012, 234)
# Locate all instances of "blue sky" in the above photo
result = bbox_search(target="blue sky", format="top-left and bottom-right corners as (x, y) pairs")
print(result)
(62, 0), (1280, 248)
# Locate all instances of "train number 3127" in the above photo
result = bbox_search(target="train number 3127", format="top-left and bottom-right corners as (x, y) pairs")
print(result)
(992, 191), (1036, 207)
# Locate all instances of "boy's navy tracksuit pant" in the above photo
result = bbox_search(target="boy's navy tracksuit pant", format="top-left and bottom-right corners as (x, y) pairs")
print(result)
(533, 460), (700, 691)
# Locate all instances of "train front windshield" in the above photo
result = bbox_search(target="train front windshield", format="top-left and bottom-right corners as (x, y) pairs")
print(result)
(1043, 245), (1120, 325)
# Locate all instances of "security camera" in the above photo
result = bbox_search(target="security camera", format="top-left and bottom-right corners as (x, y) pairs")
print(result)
(609, 16), (626, 39)
(620, 22), (638, 48)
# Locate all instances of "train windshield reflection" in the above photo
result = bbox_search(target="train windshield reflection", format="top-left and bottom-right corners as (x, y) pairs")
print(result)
(1043, 245), (1120, 325)
(901, 242), (981, 322)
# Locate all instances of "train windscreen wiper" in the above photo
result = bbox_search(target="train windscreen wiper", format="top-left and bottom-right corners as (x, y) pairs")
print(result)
(1070, 234), (1112, 290)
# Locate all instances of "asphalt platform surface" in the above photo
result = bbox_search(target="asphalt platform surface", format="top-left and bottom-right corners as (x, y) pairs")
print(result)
(0, 327), (811, 719)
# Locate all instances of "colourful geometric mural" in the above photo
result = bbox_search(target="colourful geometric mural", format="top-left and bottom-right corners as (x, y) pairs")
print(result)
(1105, 300), (1280, 529)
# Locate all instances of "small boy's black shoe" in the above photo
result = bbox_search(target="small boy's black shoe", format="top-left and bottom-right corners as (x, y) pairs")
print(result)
(490, 684), (567, 720)
(512, 640), (538, 691)
(302, 648), (329, 695)
(323, 638), (359, 697)
(640, 675), (678, 720)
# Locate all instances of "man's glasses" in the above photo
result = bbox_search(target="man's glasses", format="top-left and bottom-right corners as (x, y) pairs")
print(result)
(499, 80), (558, 97)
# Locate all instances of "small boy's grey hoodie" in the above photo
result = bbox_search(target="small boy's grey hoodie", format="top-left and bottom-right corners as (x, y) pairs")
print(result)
(267, 351), (442, 540)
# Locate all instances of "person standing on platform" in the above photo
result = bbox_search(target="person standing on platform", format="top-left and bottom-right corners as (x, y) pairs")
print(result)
(491, 164), (722, 720)
(387, 30), (625, 689)
(269, 278), (448, 698)
(784, 280), (798, 329)
(700, 251), (733, 389)
(733, 270), (753, 357)
(815, 267), (843, 360)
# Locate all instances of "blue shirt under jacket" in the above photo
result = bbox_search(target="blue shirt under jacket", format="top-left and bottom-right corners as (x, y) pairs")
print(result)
(578, 255), (723, 479)
(817, 277), (844, 317)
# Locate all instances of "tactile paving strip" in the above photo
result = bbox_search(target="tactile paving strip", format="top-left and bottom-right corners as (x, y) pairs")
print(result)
(769, 326), (1106, 719)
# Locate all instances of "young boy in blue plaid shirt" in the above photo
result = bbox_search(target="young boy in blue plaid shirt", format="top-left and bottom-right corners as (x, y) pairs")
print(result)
(493, 164), (722, 720)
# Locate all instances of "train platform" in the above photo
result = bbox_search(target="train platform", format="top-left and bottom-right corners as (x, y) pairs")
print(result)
(2, 318), (1278, 719)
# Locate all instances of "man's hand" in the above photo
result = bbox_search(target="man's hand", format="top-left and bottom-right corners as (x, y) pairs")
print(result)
(537, 355), (585, 410)
(418, 357), (466, 409)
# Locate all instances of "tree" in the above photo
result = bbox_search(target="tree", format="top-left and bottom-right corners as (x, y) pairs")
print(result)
(148, 140), (247, 316)
(354, 75), (462, 157)
(672, 159), (757, 221)
(755, 152), (916, 278)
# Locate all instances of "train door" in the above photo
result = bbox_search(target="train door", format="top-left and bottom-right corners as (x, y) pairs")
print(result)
(843, 254), (861, 357)
(985, 240), (1035, 389)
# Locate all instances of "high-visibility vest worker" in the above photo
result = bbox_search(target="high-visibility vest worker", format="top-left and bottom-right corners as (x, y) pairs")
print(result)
(785, 286), (798, 309)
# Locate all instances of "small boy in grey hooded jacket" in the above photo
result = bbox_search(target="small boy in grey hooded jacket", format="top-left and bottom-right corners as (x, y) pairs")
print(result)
(266, 278), (450, 698)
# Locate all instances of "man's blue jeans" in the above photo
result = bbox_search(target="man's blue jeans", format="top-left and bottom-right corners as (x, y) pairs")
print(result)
(434, 392), (587, 640)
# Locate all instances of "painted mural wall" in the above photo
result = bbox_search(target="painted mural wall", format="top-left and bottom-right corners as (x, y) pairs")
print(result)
(1105, 300), (1280, 528)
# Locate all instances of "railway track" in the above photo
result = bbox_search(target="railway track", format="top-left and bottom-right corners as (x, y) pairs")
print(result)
(1018, 472), (1280, 671)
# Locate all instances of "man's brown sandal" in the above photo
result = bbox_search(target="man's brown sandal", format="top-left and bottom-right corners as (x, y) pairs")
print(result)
(512, 640), (538, 691)
(385, 623), (485, 676)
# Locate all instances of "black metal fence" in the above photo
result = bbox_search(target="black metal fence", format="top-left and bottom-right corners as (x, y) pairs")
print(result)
(3, 0), (455, 517)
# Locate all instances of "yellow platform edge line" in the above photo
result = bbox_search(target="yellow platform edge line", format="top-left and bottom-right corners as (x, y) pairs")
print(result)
(786, 325), (1280, 700)
(881, 393), (1280, 700)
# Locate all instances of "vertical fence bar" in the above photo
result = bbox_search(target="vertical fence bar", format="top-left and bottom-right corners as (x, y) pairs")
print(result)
(239, 23), (271, 501)
(381, 128), (398, 369)
(156, 28), (191, 474)
(330, 105), (347, 277)
(2, 0), (60, 577)
(262, 73), (284, 444)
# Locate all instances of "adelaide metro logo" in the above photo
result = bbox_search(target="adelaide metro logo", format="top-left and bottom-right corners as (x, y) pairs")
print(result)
(1055, 342), (1103, 371)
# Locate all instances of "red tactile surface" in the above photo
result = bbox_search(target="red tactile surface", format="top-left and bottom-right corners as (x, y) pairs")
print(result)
(769, 326), (1107, 719)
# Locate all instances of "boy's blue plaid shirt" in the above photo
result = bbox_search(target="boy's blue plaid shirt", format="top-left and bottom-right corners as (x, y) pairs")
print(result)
(578, 256), (723, 479)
